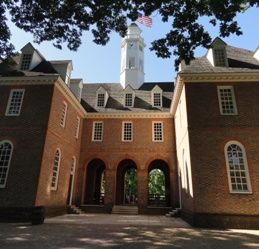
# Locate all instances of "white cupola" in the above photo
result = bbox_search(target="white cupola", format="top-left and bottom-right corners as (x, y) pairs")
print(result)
(120, 23), (145, 89)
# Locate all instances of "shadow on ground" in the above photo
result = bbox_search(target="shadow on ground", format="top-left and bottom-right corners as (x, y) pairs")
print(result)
(0, 214), (259, 249)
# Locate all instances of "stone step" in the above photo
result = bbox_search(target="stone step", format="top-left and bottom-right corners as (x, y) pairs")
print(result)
(112, 205), (138, 215)
(165, 208), (181, 217)
(68, 205), (84, 214)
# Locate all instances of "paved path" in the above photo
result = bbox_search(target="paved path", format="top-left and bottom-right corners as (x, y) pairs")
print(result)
(1, 214), (259, 249)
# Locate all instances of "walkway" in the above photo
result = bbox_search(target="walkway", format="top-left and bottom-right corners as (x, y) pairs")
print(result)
(1, 214), (259, 249)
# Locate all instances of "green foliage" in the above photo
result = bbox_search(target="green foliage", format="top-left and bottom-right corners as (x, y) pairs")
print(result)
(124, 168), (137, 197)
(1, 1), (258, 66)
(148, 169), (165, 196)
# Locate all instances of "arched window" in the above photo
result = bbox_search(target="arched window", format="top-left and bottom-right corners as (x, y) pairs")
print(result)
(225, 142), (251, 193)
(0, 141), (13, 188)
(51, 149), (61, 190)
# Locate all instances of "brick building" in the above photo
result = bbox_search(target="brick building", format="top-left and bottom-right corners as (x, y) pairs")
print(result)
(0, 24), (259, 228)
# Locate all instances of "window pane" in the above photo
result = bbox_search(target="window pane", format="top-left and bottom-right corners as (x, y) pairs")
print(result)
(226, 143), (250, 193)
(0, 142), (12, 188)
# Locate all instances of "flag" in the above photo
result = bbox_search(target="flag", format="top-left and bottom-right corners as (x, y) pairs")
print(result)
(137, 13), (152, 28)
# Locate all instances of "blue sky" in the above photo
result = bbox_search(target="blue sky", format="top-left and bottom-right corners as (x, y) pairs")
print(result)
(8, 7), (258, 83)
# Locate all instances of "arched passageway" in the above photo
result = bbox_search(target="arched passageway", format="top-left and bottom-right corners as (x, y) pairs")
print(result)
(116, 159), (137, 205)
(148, 160), (170, 206)
(84, 159), (105, 205)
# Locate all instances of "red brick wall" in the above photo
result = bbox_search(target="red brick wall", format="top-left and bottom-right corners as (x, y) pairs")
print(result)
(185, 82), (259, 215)
(35, 83), (83, 213)
(0, 84), (53, 207)
(78, 117), (178, 208)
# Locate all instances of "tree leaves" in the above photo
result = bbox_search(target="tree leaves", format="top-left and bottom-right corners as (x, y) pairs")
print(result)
(1, 1), (257, 67)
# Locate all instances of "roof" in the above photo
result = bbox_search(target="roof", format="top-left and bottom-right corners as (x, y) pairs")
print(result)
(81, 82), (174, 113)
(180, 43), (259, 74)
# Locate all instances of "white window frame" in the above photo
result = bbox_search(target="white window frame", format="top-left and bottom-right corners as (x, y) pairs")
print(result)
(0, 140), (13, 188)
(122, 121), (133, 142)
(92, 121), (103, 142)
(69, 156), (76, 205)
(60, 101), (68, 127)
(50, 149), (61, 191)
(96, 93), (105, 107)
(152, 92), (162, 107)
(217, 86), (238, 115)
(20, 53), (33, 70)
(75, 116), (80, 139)
(224, 141), (252, 194)
(5, 89), (25, 116)
(124, 93), (134, 107)
(213, 48), (228, 67)
(152, 121), (164, 142)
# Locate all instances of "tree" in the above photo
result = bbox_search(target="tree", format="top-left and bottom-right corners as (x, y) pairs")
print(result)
(148, 169), (165, 196)
(1, 1), (259, 68)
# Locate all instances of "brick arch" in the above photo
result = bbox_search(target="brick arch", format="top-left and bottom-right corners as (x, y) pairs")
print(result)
(147, 159), (171, 207)
(144, 155), (170, 171)
(83, 155), (109, 170)
(114, 155), (140, 171)
(84, 158), (106, 205)
(115, 158), (138, 205)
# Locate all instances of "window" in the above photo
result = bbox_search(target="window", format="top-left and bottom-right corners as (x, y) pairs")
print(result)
(125, 93), (133, 107)
(225, 142), (251, 193)
(213, 49), (227, 67)
(20, 54), (32, 70)
(75, 116), (80, 139)
(217, 86), (237, 115)
(92, 122), (103, 141)
(60, 102), (68, 127)
(122, 122), (133, 142)
(153, 93), (162, 107)
(51, 149), (61, 190)
(5, 89), (25, 116)
(0, 141), (13, 188)
(129, 57), (135, 69)
(97, 93), (105, 107)
(152, 122), (163, 142)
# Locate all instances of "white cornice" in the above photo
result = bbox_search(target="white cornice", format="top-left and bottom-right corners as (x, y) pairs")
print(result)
(86, 112), (172, 119)
(170, 71), (259, 116)
(0, 75), (59, 85)
(55, 78), (87, 117)
(170, 76), (183, 116)
(0, 75), (87, 117)
(179, 72), (259, 83)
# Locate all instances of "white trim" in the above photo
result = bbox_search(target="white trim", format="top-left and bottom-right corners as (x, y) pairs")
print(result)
(5, 89), (25, 116)
(122, 121), (133, 142)
(178, 72), (259, 83)
(224, 141), (252, 194)
(124, 92), (134, 107)
(75, 116), (80, 139)
(86, 112), (172, 119)
(69, 156), (76, 205)
(92, 121), (103, 142)
(50, 149), (61, 191)
(152, 121), (164, 142)
(152, 92), (162, 107)
(217, 86), (238, 115)
(60, 101), (68, 128)
(0, 140), (13, 188)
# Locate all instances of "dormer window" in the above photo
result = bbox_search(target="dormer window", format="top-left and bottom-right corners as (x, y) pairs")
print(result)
(97, 93), (105, 107)
(213, 49), (227, 67)
(152, 85), (163, 108)
(20, 54), (32, 70)
(96, 87), (108, 108)
(125, 93), (134, 107)
(153, 93), (162, 107)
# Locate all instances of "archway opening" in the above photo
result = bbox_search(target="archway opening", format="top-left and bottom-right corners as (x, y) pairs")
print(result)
(84, 159), (105, 205)
(148, 160), (170, 206)
(116, 159), (137, 205)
